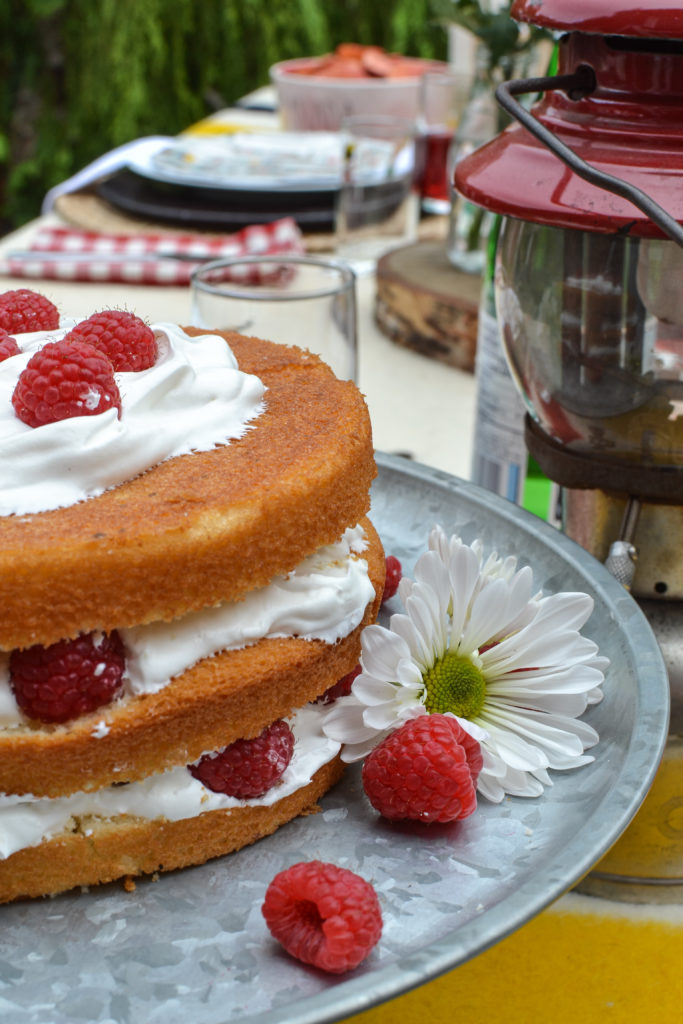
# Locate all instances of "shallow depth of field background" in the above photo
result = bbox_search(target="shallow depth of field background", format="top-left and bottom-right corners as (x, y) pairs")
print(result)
(0, 0), (447, 233)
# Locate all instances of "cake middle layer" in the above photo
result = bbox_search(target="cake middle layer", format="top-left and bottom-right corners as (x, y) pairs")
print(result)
(0, 517), (385, 799)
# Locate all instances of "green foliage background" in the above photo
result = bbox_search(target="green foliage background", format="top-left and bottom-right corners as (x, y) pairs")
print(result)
(0, 0), (447, 231)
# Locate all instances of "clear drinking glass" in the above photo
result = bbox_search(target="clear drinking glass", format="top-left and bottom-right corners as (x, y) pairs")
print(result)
(417, 70), (468, 215)
(335, 114), (419, 275)
(190, 255), (357, 381)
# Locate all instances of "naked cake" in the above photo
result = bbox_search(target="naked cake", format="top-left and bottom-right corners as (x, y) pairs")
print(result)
(0, 299), (384, 902)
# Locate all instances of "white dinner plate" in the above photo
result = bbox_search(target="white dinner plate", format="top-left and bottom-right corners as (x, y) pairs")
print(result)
(127, 133), (344, 193)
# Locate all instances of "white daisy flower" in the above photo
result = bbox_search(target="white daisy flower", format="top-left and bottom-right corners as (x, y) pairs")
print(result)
(324, 525), (608, 803)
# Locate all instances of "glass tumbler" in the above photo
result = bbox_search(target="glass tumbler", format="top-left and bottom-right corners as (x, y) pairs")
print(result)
(190, 254), (357, 381)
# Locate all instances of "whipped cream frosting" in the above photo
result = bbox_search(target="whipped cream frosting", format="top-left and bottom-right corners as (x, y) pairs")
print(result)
(0, 321), (265, 516)
(0, 704), (340, 860)
(0, 525), (374, 726)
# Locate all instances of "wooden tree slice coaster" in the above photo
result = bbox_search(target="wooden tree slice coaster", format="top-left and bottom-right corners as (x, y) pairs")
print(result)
(375, 240), (481, 372)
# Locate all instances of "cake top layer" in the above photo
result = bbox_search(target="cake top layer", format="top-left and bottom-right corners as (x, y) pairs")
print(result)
(0, 329), (376, 651)
(0, 322), (265, 516)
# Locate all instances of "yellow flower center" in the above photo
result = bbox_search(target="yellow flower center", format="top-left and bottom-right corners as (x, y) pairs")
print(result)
(423, 651), (486, 718)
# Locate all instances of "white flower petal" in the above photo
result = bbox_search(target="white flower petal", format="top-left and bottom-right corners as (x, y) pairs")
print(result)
(323, 697), (378, 745)
(489, 663), (604, 694)
(361, 623), (410, 677)
(482, 624), (601, 676)
(483, 702), (599, 765)
(496, 768), (546, 798)
(493, 691), (591, 717)
(479, 744), (507, 780)
(461, 576), (526, 652)
(428, 523), (450, 560)
(479, 718), (551, 771)
(363, 702), (424, 731)
(534, 710), (600, 750)
(485, 567), (537, 640)
(404, 589), (447, 667)
(339, 738), (387, 763)
(479, 546), (520, 584)
(530, 766), (553, 787)
(397, 575), (414, 603)
(537, 591), (595, 631)
(449, 714), (489, 744)
(478, 750), (545, 801)
(447, 543), (482, 642)
(476, 771), (506, 803)
(413, 548), (449, 594)
(395, 657), (426, 688)
(352, 675), (405, 706)
(387, 610), (436, 671)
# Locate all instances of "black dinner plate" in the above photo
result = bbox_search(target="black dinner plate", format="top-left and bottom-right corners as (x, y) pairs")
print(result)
(96, 170), (336, 232)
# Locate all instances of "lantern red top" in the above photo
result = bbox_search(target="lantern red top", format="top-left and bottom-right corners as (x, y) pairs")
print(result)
(455, 30), (683, 237)
(512, 0), (683, 38)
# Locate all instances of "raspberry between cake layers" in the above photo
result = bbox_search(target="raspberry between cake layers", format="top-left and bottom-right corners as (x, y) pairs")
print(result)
(0, 307), (384, 903)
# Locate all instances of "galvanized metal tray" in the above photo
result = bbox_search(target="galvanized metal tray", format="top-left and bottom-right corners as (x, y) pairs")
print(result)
(0, 452), (669, 1024)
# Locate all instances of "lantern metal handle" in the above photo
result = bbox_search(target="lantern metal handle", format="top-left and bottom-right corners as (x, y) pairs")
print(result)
(495, 68), (683, 249)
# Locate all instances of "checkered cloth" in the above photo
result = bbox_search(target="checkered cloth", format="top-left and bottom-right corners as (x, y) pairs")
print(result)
(0, 218), (305, 286)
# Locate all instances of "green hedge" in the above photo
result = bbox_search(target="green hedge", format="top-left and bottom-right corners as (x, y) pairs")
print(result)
(0, 0), (447, 230)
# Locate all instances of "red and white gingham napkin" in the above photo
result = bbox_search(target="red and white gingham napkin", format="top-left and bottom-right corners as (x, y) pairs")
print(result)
(0, 218), (305, 286)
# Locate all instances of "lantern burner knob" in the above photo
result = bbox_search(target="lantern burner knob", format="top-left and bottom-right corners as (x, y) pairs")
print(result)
(605, 541), (638, 590)
(604, 496), (641, 590)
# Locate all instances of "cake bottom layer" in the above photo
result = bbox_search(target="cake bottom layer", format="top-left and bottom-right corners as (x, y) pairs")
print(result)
(0, 756), (344, 904)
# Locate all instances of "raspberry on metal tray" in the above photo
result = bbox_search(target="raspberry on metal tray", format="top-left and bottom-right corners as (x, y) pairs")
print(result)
(361, 713), (483, 823)
(262, 860), (382, 973)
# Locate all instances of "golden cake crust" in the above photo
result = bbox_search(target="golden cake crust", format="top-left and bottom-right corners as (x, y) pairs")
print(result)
(0, 756), (345, 904)
(0, 331), (376, 651)
(0, 518), (384, 798)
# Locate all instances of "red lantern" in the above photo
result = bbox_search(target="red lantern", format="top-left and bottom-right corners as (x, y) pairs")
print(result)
(456, 0), (683, 901)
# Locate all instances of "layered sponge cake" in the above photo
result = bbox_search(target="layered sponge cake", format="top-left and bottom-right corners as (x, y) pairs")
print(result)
(0, 303), (383, 902)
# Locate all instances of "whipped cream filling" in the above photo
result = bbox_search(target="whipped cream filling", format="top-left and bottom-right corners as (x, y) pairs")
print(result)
(0, 525), (373, 727)
(121, 524), (372, 695)
(0, 704), (340, 860)
(0, 321), (265, 516)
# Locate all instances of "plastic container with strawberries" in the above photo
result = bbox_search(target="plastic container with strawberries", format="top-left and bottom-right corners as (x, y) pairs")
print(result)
(270, 44), (450, 131)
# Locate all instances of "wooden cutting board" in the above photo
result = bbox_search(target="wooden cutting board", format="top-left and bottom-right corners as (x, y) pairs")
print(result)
(375, 240), (481, 372)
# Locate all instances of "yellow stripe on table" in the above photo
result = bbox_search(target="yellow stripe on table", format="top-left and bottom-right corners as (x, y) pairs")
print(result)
(346, 893), (683, 1024)
(181, 109), (278, 137)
